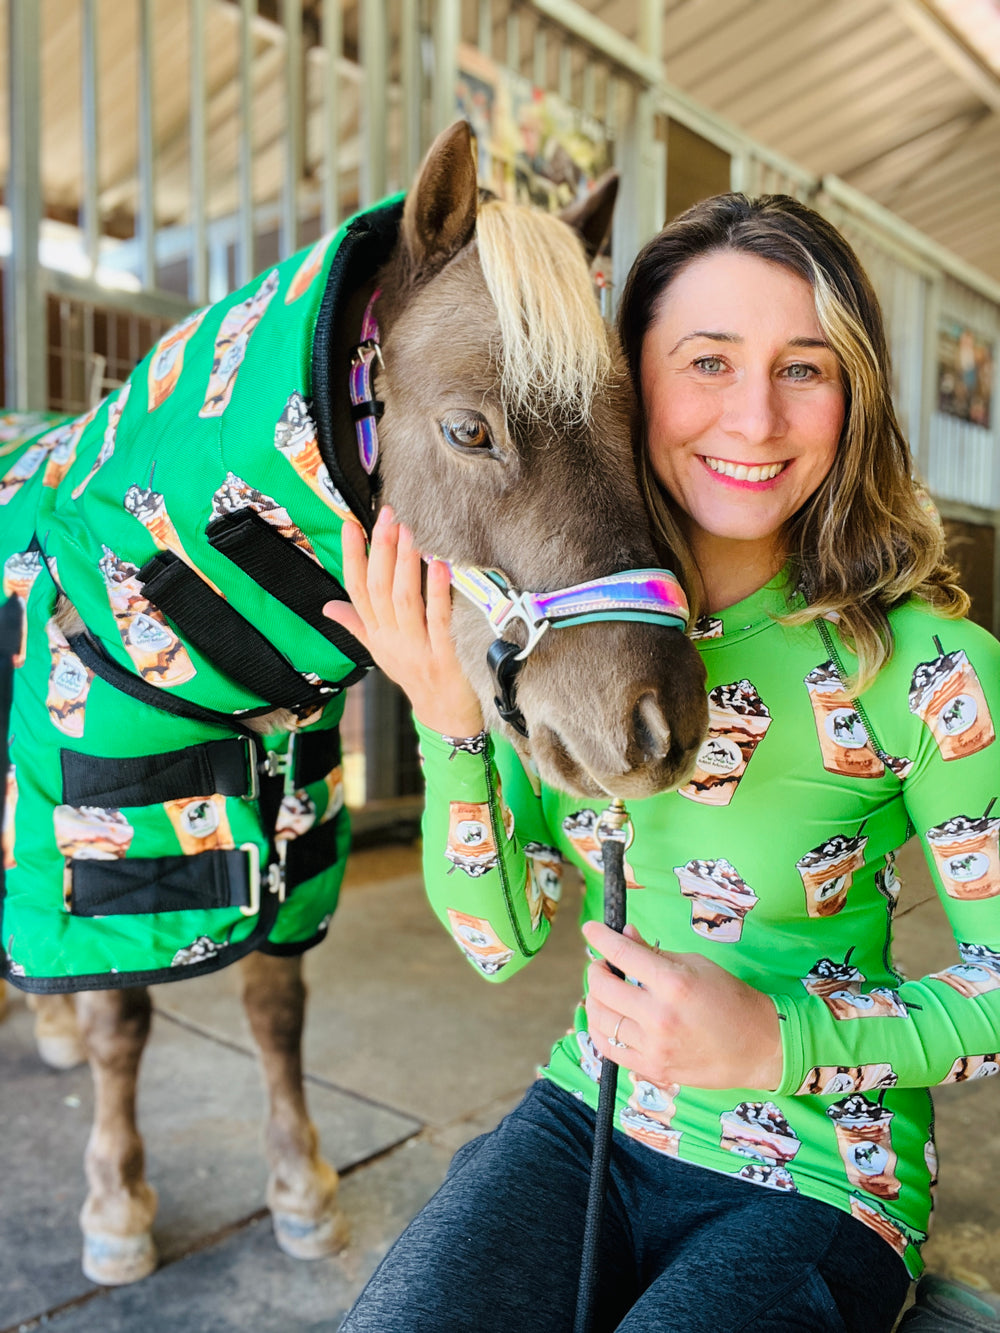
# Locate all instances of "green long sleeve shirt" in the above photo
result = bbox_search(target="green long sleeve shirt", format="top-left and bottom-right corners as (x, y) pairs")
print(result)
(416, 574), (1000, 1276)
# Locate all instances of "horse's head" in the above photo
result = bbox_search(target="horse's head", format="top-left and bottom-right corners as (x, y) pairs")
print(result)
(371, 123), (707, 799)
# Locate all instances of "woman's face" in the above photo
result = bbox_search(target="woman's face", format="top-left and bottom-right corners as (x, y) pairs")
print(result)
(640, 250), (846, 555)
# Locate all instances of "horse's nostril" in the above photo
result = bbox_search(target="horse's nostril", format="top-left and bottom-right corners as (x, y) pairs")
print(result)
(633, 692), (672, 764)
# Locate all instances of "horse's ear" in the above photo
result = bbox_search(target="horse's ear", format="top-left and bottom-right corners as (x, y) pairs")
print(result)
(401, 121), (479, 277)
(558, 171), (619, 262)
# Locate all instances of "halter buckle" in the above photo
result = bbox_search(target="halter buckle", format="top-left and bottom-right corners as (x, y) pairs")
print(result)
(492, 590), (551, 661)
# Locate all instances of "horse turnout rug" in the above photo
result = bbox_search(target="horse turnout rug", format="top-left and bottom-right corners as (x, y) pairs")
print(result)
(0, 197), (405, 992)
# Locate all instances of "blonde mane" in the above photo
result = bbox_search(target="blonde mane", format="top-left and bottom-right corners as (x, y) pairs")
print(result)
(475, 198), (614, 425)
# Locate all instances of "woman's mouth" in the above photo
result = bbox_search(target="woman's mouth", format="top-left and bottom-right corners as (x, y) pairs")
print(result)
(700, 455), (788, 486)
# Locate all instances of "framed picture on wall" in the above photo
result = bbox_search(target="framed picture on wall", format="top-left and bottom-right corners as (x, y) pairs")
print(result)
(937, 320), (993, 429)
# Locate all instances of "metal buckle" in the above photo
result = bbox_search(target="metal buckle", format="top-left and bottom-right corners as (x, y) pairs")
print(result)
(261, 747), (291, 780)
(240, 842), (262, 916)
(243, 737), (260, 802)
(492, 590), (550, 662)
(270, 838), (288, 904)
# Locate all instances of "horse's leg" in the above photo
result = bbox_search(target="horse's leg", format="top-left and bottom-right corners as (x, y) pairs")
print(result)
(239, 951), (348, 1258)
(27, 992), (87, 1069)
(76, 987), (158, 1284)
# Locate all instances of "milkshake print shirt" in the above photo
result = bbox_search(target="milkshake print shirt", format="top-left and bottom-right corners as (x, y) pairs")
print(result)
(415, 572), (1000, 1276)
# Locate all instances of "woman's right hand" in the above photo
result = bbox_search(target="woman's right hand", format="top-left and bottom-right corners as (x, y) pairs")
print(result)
(323, 506), (485, 738)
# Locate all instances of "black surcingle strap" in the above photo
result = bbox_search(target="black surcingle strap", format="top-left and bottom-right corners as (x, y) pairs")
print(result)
(206, 508), (372, 685)
(138, 551), (335, 712)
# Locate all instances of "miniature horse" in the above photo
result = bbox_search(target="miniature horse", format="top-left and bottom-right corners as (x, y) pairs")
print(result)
(0, 122), (707, 1284)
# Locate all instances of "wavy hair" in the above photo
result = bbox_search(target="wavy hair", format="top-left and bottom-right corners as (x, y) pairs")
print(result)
(618, 192), (968, 691)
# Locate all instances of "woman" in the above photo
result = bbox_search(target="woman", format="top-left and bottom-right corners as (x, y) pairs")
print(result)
(331, 194), (1000, 1331)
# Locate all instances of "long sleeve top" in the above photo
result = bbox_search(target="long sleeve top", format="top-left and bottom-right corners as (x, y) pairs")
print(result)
(415, 573), (1000, 1277)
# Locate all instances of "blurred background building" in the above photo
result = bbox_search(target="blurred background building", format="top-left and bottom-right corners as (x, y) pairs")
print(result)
(3, 0), (999, 817)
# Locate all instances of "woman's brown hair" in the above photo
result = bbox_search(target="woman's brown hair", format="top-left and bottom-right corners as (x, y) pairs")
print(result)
(618, 192), (968, 691)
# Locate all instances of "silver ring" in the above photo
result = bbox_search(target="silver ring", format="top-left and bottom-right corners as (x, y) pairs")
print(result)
(609, 1015), (627, 1049)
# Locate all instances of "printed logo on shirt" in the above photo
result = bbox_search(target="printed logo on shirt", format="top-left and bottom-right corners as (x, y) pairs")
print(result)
(909, 639), (995, 762)
(678, 679), (771, 807)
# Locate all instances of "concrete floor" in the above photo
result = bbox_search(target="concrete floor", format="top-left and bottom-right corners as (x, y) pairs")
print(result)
(1, 837), (998, 1332)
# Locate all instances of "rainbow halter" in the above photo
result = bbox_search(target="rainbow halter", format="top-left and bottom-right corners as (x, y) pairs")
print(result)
(349, 292), (690, 736)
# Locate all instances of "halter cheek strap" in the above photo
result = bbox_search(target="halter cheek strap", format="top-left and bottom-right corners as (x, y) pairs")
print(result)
(347, 294), (691, 737)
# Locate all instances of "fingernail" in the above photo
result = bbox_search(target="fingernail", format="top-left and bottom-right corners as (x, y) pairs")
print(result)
(322, 601), (339, 618)
(376, 505), (393, 527)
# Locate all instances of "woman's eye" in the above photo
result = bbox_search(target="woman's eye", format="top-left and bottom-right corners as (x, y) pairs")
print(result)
(441, 416), (492, 450)
(693, 356), (727, 374)
(783, 363), (817, 380)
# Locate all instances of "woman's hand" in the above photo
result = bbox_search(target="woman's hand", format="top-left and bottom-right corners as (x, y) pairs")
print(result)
(582, 921), (783, 1092)
(323, 507), (484, 738)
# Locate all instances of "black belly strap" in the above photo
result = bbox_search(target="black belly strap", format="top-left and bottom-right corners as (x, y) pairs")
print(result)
(70, 849), (259, 917)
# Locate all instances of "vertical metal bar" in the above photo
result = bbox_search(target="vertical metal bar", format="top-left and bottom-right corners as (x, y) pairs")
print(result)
(321, 0), (342, 231)
(5, 0), (46, 408)
(282, 0), (303, 259)
(237, 0), (255, 287)
(582, 57), (595, 115)
(506, 7), (519, 73)
(431, 0), (460, 136)
(81, 0), (101, 277)
(138, 0), (157, 289)
(558, 41), (572, 102)
(533, 25), (546, 89)
(360, 0), (389, 202)
(400, 0), (423, 181)
(477, 0), (491, 57)
(189, 0), (209, 304)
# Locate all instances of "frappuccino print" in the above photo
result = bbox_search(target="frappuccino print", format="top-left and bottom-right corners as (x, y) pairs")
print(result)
(72, 382), (131, 499)
(849, 1195), (913, 1260)
(99, 546), (197, 687)
(445, 909), (513, 976)
(909, 639), (995, 761)
(719, 1101), (801, 1166)
(3, 548), (44, 667)
(164, 795), (234, 854)
(318, 766), (345, 824)
(200, 270), (279, 417)
(0, 436), (58, 505)
(524, 842), (563, 925)
(285, 232), (335, 304)
(800, 954), (908, 1019)
(925, 812), (1000, 900)
(875, 851), (902, 913)
(124, 483), (202, 574)
(796, 827), (868, 918)
(562, 809), (643, 890)
(942, 1053), (1000, 1083)
(211, 473), (320, 562)
(46, 618), (93, 737)
(576, 1028), (602, 1081)
(41, 406), (99, 488)
(804, 661), (885, 779)
(827, 1094), (899, 1199)
(679, 679), (771, 806)
(53, 804), (134, 860)
(147, 310), (206, 411)
(275, 791), (318, 839)
(273, 392), (352, 519)
(930, 942), (1000, 997)
(736, 1161), (796, 1191)
(690, 615), (723, 640)
(796, 1063), (897, 1097)
(445, 801), (497, 877)
(0, 411), (55, 451)
(171, 935), (227, 968)
(673, 858), (758, 941)
(620, 1073), (681, 1156)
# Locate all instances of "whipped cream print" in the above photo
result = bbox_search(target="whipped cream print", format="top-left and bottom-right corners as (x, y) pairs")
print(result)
(909, 640), (995, 761)
(926, 812), (1000, 901)
(679, 678), (772, 807)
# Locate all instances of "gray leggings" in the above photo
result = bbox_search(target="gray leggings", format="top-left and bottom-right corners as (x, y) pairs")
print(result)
(341, 1079), (911, 1332)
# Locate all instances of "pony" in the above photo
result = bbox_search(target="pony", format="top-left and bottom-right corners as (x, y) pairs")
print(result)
(0, 121), (707, 1285)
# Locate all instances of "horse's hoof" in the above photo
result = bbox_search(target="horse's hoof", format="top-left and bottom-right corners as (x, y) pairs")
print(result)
(36, 1031), (88, 1070)
(272, 1206), (349, 1260)
(82, 1230), (158, 1285)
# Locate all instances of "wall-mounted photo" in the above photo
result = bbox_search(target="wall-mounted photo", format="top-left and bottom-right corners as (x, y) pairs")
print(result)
(937, 320), (993, 429)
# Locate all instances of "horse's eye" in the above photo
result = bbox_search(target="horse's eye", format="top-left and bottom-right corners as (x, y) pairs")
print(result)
(441, 415), (492, 452)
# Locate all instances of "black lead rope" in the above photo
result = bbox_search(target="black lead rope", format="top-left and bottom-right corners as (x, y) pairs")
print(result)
(574, 802), (630, 1333)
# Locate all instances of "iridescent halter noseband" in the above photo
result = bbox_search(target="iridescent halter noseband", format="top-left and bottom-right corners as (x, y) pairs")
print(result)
(349, 291), (690, 736)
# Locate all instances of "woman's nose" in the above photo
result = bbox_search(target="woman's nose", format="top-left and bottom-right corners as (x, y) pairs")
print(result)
(720, 373), (784, 445)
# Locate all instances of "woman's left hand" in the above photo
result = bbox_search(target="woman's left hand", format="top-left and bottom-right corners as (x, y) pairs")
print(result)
(582, 921), (783, 1092)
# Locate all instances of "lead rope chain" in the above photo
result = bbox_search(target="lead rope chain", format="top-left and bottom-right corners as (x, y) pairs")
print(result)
(574, 799), (631, 1333)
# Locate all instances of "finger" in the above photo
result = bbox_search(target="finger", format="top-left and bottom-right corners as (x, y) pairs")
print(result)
(321, 598), (370, 649)
(391, 525), (431, 642)
(367, 506), (400, 628)
(584, 1011), (640, 1072)
(582, 920), (682, 986)
(586, 957), (650, 1026)
(425, 558), (457, 659)
(337, 519), (375, 625)
(584, 990), (640, 1050)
